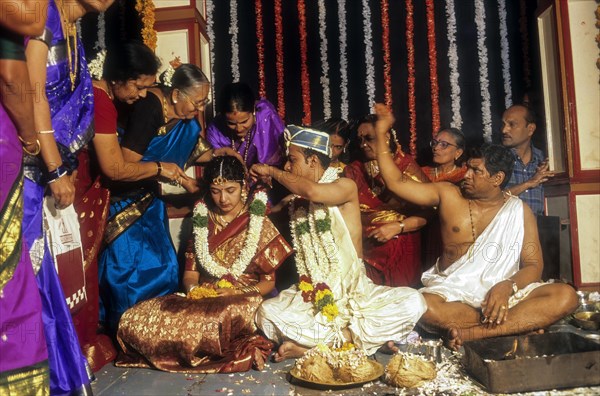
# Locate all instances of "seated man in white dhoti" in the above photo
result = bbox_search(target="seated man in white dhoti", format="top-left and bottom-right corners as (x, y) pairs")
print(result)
(370, 104), (578, 350)
(250, 126), (427, 361)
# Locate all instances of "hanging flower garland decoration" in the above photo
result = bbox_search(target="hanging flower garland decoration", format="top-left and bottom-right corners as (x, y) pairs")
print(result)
(362, 0), (376, 109)
(318, 0), (331, 119)
(289, 167), (340, 322)
(498, 0), (512, 109)
(206, 0), (216, 114)
(192, 191), (268, 279)
(135, 0), (157, 51)
(255, 0), (266, 98)
(475, 0), (493, 142)
(426, 0), (440, 134)
(229, 0), (240, 82)
(297, 0), (312, 125)
(337, 0), (349, 121)
(274, 0), (285, 119)
(406, 0), (417, 157)
(445, 0), (462, 129)
(380, 0), (393, 108)
(88, 12), (106, 80)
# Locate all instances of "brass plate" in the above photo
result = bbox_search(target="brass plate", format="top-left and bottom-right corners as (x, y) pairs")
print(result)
(289, 360), (384, 390)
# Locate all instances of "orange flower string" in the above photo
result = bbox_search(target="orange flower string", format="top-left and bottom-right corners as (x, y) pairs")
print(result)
(255, 0), (266, 98)
(381, 0), (392, 108)
(297, 0), (311, 125)
(426, 0), (440, 135)
(274, 0), (285, 119)
(135, 0), (157, 51)
(406, 0), (417, 158)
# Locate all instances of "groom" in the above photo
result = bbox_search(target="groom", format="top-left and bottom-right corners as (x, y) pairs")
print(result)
(250, 126), (426, 361)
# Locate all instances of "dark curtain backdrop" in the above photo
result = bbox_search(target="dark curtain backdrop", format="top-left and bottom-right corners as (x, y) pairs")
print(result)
(80, 0), (545, 164)
(207, 0), (544, 163)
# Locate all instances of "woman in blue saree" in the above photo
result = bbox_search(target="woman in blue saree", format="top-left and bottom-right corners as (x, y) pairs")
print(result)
(24, 0), (114, 394)
(99, 64), (236, 332)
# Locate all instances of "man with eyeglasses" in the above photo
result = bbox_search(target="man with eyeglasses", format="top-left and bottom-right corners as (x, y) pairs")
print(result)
(501, 104), (554, 216)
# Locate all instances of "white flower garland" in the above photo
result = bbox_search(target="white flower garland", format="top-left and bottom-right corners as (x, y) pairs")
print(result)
(206, 0), (216, 116)
(475, 0), (493, 142)
(498, 0), (512, 109)
(445, 0), (462, 128)
(192, 191), (268, 279)
(337, 0), (349, 120)
(289, 167), (340, 285)
(318, 0), (331, 120)
(361, 0), (376, 110)
(229, 0), (240, 82)
(87, 12), (106, 80)
(161, 64), (175, 87)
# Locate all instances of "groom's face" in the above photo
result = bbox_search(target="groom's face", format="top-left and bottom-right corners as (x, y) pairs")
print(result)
(284, 145), (316, 181)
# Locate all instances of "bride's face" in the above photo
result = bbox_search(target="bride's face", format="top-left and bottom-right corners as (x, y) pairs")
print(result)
(209, 181), (243, 214)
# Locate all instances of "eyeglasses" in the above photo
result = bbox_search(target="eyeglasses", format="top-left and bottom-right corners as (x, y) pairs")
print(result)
(179, 91), (210, 110)
(430, 139), (458, 149)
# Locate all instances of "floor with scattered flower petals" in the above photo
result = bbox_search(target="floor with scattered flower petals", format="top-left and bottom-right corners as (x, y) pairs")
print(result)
(92, 324), (599, 396)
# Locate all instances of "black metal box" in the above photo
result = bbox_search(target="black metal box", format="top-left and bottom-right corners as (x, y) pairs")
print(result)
(462, 332), (600, 393)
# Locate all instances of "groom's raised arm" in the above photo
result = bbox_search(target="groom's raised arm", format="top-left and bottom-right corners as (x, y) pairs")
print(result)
(373, 104), (443, 208)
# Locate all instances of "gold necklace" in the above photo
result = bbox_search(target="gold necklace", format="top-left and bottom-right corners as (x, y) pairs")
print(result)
(157, 94), (170, 135)
(57, 0), (78, 91)
(434, 164), (457, 180)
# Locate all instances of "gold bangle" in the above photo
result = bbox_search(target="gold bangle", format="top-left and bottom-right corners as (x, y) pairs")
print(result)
(379, 150), (391, 155)
(18, 136), (41, 156)
(188, 284), (199, 293)
(37, 129), (55, 134)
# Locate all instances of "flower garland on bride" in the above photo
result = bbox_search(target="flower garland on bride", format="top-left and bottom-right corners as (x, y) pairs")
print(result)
(289, 167), (340, 322)
(192, 190), (268, 280)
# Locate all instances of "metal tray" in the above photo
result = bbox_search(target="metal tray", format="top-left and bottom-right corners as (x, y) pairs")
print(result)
(462, 332), (600, 394)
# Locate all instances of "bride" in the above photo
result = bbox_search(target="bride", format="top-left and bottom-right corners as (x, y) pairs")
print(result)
(116, 156), (292, 373)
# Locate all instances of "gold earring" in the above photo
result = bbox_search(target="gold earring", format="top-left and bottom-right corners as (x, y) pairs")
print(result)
(241, 190), (248, 203)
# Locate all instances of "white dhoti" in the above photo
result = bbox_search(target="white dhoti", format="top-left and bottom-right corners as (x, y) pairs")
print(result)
(256, 203), (426, 355)
(420, 196), (529, 308)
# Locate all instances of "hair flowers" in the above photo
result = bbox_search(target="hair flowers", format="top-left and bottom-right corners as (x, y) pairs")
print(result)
(88, 48), (106, 80)
(162, 56), (182, 87)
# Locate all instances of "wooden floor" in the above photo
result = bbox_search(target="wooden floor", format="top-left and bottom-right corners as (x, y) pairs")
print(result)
(91, 324), (600, 396)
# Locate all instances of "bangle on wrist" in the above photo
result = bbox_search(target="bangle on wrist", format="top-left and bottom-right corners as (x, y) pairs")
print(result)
(18, 136), (41, 156)
(379, 150), (391, 155)
(156, 161), (162, 177)
(37, 129), (55, 135)
(187, 284), (199, 293)
(505, 279), (518, 295)
(398, 221), (405, 234)
(46, 164), (68, 184)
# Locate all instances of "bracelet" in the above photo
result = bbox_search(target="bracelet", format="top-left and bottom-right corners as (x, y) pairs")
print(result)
(17, 136), (41, 155)
(398, 221), (405, 234)
(188, 284), (199, 293)
(46, 164), (68, 184)
(379, 150), (391, 155)
(240, 285), (260, 294)
(155, 161), (162, 177)
(37, 129), (55, 134)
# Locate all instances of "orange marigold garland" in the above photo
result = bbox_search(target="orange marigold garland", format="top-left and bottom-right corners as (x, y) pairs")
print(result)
(297, 0), (311, 126)
(274, 0), (285, 119)
(406, 0), (417, 157)
(255, 0), (266, 98)
(426, 0), (440, 135)
(135, 0), (157, 51)
(381, 0), (392, 108)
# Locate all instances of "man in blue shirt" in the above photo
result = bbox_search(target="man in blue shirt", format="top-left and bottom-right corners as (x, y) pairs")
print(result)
(501, 104), (554, 215)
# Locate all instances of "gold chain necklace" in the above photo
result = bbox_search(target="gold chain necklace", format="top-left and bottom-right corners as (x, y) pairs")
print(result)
(57, 0), (78, 91)
(434, 164), (457, 180)
(231, 126), (255, 165)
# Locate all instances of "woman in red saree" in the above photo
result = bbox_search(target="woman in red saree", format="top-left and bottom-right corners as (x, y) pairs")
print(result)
(344, 115), (430, 287)
(420, 128), (467, 270)
(116, 156), (292, 373)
